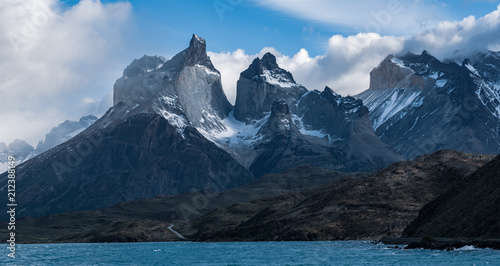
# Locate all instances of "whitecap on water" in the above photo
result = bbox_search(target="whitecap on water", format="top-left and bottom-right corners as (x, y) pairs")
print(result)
(454, 245), (477, 251)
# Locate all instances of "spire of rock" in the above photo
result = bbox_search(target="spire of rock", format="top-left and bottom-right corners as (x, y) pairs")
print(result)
(258, 100), (295, 138)
(240, 52), (295, 83)
(270, 99), (290, 115)
(234, 52), (306, 121)
(184, 34), (216, 70)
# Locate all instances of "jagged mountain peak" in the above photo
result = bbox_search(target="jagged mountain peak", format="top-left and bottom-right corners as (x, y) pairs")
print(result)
(152, 33), (218, 75)
(260, 52), (280, 70)
(242, 52), (279, 77)
(190, 34), (206, 46)
(234, 52), (307, 122)
(320, 86), (341, 105)
(79, 115), (98, 124)
(184, 34), (217, 71)
(462, 58), (471, 67)
(240, 52), (296, 85)
(470, 50), (500, 84)
(113, 34), (231, 131)
(379, 50), (439, 70)
(0, 139), (35, 174)
(369, 54), (420, 91)
(399, 50), (437, 63)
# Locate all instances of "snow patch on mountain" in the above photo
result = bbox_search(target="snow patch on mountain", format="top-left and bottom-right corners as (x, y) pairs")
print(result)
(155, 106), (188, 131)
(465, 63), (480, 76)
(193, 34), (204, 44)
(161, 94), (178, 107)
(197, 111), (267, 149)
(366, 89), (422, 130)
(195, 64), (220, 77)
(291, 114), (328, 139)
(436, 79), (448, 87)
(475, 78), (500, 119)
(262, 70), (297, 88)
(390, 57), (411, 70)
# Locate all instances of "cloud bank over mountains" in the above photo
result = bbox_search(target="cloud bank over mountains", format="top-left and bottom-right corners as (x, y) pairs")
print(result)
(210, 4), (500, 103)
(1, 0), (500, 145)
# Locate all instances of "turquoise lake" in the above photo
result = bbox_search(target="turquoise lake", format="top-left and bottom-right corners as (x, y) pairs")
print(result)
(3, 241), (500, 265)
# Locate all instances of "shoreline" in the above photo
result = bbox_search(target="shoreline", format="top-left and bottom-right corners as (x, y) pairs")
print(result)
(380, 237), (500, 250)
(8, 237), (500, 251)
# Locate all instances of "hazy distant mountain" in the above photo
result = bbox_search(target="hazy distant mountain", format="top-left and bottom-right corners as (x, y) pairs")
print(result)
(35, 115), (98, 155)
(0, 140), (35, 173)
(0, 115), (98, 174)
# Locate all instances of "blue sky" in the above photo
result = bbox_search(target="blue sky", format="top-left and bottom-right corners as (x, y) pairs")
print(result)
(1, 0), (500, 145)
(59, 0), (500, 57)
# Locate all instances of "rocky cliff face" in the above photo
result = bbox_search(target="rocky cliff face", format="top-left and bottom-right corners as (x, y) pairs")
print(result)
(249, 100), (347, 177)
(234, 53), (308, 122)
(403, 154), (500, 239)
(295, 87), (402, 171)
(113, 55), (167, 107)
(257, 100), (297, 138)
(368, 54), (427, 91)
(357, 50), (500, 158)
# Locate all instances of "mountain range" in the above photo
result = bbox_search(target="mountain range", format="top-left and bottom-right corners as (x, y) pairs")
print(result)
(0, 35), (402, 219)
(357, 51), (500, 158)
(0, 34), (499, 224)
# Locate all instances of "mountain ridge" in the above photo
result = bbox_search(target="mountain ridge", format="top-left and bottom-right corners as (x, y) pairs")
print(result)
(356, 50), (500, 158)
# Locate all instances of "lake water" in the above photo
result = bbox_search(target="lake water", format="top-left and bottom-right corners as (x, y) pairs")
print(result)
(3, 241), (500, 265)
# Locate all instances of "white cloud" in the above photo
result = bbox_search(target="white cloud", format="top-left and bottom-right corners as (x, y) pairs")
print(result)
(210, 33), (405, 102)
(75, 93), (113, 117)
(0, 0), (132, 145)
(404, 4), (500, 59)
(208, 49), (254, 104)
(248, 0), (447, 35)
(210, 4), (500, 102)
